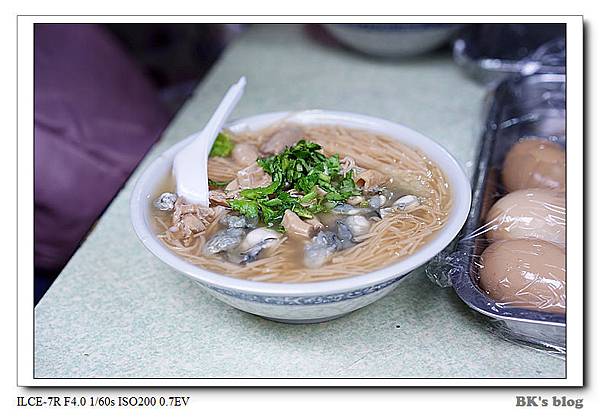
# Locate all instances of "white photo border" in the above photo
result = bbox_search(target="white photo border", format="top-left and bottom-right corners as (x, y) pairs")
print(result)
(18, 15), (584, 387)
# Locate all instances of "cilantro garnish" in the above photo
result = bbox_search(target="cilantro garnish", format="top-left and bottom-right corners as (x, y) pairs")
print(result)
(229, 140), (360, 226)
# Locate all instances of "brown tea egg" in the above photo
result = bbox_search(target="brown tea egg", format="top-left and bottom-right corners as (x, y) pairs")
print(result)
(485, 188), (565, 247)
(479, 239), (565, 314)
(502, 138), (565, 192)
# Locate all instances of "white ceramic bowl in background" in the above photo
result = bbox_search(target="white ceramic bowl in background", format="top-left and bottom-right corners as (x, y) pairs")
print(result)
(323, 24), (463, 58)
(130, 110), (471, 323)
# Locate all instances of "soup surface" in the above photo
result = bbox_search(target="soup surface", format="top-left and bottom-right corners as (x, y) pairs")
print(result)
(152, 123), (452, 283)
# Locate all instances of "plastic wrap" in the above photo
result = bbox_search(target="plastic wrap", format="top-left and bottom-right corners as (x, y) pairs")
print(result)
(426, 72), (566, 355)
(453, 24), (566, 85)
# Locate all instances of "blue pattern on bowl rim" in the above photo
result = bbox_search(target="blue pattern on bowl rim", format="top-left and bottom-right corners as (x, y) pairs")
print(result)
(199, 275), (405, 305)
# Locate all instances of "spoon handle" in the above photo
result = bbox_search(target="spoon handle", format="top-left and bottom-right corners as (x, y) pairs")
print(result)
(173, 76), (246, 206)
(202, 76), (247, 147)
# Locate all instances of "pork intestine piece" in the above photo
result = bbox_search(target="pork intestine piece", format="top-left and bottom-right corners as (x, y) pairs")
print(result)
(169, 198), (223, 245)
(236, 162), (272, 189)
(259, 126), (304, 155)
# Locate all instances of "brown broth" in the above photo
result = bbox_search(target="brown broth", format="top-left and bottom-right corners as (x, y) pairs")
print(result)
(149, 123), (451, 282)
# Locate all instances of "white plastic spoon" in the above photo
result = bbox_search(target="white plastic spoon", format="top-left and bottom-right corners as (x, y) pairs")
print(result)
(173, 76), (247, 206)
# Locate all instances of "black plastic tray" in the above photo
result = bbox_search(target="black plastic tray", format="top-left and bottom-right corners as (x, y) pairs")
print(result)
(449, 73), (566, 351)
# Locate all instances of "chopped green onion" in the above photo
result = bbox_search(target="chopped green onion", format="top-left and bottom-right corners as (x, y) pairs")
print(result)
(209, 132), (235, 157)
(208, 178), (231, 187)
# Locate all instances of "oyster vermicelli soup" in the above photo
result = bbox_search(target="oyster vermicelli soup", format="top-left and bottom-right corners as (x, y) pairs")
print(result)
(152, 123), (452, 283)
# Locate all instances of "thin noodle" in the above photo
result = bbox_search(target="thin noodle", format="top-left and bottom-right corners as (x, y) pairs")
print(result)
(155, 124), (452, 282)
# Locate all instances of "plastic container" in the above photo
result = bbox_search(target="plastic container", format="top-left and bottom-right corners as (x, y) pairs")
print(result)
(453, 24), (566, 85)
(426, 73), (566, 354)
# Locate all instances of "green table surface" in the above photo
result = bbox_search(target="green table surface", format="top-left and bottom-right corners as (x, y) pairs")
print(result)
(35, 24), (565, 379)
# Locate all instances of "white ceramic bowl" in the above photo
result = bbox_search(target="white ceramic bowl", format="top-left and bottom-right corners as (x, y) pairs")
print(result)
(323, 24), (463, 57)
(130, 110), (471, 323)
